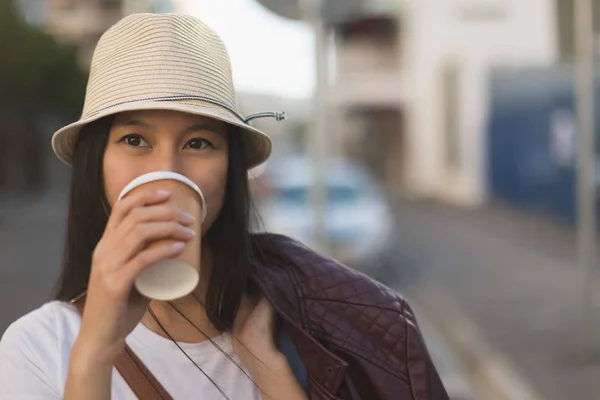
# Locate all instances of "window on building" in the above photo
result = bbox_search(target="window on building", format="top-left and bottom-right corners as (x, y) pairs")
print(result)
(333, 16), (400, 71)
(336, 17), (397, 45)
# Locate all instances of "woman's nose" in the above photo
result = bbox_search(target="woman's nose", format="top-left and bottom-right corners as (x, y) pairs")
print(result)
(151, 149), (181, 174)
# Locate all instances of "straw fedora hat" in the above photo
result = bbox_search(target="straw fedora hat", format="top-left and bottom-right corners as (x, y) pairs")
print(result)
(52, 13), (283, 169)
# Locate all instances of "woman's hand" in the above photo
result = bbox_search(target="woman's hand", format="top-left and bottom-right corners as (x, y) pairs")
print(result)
(74, 189), (196, 363)
(65, 189), (197, 400)
(233, 297), (280, 364)
(233, 297), (308, 400)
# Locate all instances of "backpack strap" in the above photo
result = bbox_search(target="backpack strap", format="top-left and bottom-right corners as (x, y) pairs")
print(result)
(71, 297), (173, 400)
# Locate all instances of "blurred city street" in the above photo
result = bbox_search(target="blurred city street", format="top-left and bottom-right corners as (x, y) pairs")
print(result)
(4, 0), (600, 399)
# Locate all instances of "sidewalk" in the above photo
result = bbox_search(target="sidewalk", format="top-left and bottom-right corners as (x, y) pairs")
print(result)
(0, 154), (70, 223)
(392, 200), (600, 400)
(0, 188), (68, 333)
(406, 296), (478, 400)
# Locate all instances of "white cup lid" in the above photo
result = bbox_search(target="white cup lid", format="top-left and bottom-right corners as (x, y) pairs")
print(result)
(117, 171), (207, 223)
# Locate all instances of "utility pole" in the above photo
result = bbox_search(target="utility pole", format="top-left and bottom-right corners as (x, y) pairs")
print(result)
(574, 0), (596, 358)
(300, 0), (329, 254)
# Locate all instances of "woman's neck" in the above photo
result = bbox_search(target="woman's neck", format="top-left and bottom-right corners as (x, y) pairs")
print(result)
(142, 293), (221, 343)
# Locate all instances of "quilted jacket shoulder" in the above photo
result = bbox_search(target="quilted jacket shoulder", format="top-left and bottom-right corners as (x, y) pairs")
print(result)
(252, 233), (448, 400)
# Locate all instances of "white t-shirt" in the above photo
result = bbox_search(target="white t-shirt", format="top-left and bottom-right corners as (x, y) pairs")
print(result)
(0, 301), (262, 400)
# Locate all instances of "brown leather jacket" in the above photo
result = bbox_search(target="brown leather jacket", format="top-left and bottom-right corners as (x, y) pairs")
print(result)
(251, 234), (449, 400)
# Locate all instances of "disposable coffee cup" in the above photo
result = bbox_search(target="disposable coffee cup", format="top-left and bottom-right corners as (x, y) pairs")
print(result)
(117, 171), (207, 301)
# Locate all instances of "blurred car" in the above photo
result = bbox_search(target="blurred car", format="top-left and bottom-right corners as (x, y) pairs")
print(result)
(256, 156), (393, 271)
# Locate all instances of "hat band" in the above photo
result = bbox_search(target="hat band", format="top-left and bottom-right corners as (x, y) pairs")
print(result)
(85, 94), (286, 125)
(86, 94), (246, 121)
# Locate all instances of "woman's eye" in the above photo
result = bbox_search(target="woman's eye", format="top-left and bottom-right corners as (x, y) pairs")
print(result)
(119, 134), (148, 147)
(185, 138), (212, 150)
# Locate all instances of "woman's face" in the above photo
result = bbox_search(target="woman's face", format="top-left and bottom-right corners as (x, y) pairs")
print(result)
(103, 110), (229, 234)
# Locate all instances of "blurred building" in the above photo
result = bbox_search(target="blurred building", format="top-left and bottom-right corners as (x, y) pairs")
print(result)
(18, 0), (174, 69)
(555, 0), (600, 61)
(399, 0), (557, 206)
(259, 0), (559, 206)
(325, 5), (408, 201)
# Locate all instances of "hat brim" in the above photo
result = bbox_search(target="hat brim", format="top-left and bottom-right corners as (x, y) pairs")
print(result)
(51, 99), (272, 169)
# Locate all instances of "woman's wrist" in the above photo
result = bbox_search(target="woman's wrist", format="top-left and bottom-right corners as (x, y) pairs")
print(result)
(65, 338), (116, 400)
(71, 335), (122, 370)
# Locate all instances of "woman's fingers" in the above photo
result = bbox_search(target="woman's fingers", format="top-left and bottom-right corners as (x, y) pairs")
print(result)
(121, 241), (187, 284)
(91, 188), (198, 299)
(112, 221), (195, 266)
(117, 203), (195, 240)
(105, 189), (172, 232)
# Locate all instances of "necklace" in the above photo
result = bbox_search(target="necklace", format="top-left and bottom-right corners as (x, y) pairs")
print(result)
(147, 305), (229, 399)
(147, 297), (263, 398)
(166, 301), (256, 381)
(189, 293), (267, 367)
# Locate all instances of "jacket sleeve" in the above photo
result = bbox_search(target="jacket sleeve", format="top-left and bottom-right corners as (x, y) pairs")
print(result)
(339, 298), (450, 400)
(402, 301), (449, 400)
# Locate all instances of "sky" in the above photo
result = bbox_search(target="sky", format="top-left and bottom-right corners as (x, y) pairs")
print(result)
(175, 0), (315, 99)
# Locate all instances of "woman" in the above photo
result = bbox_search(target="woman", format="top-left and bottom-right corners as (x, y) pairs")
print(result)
(0, 13), (448, 400)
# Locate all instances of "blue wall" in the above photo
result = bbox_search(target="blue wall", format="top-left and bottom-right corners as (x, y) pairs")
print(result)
(487, 67), (600, 224)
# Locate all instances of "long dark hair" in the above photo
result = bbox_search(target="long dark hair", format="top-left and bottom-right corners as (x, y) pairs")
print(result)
(54, 115), (255, 331)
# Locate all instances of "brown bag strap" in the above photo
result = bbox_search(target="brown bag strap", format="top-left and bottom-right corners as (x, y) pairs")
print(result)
(71, 297), (173, 400)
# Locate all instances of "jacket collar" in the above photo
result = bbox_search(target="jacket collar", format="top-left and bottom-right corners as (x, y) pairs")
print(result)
(250, 234), (348, 397)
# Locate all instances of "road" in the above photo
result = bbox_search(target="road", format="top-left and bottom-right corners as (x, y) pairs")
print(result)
(390, 199), (600, 400)
(0, 189), (68, 332)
